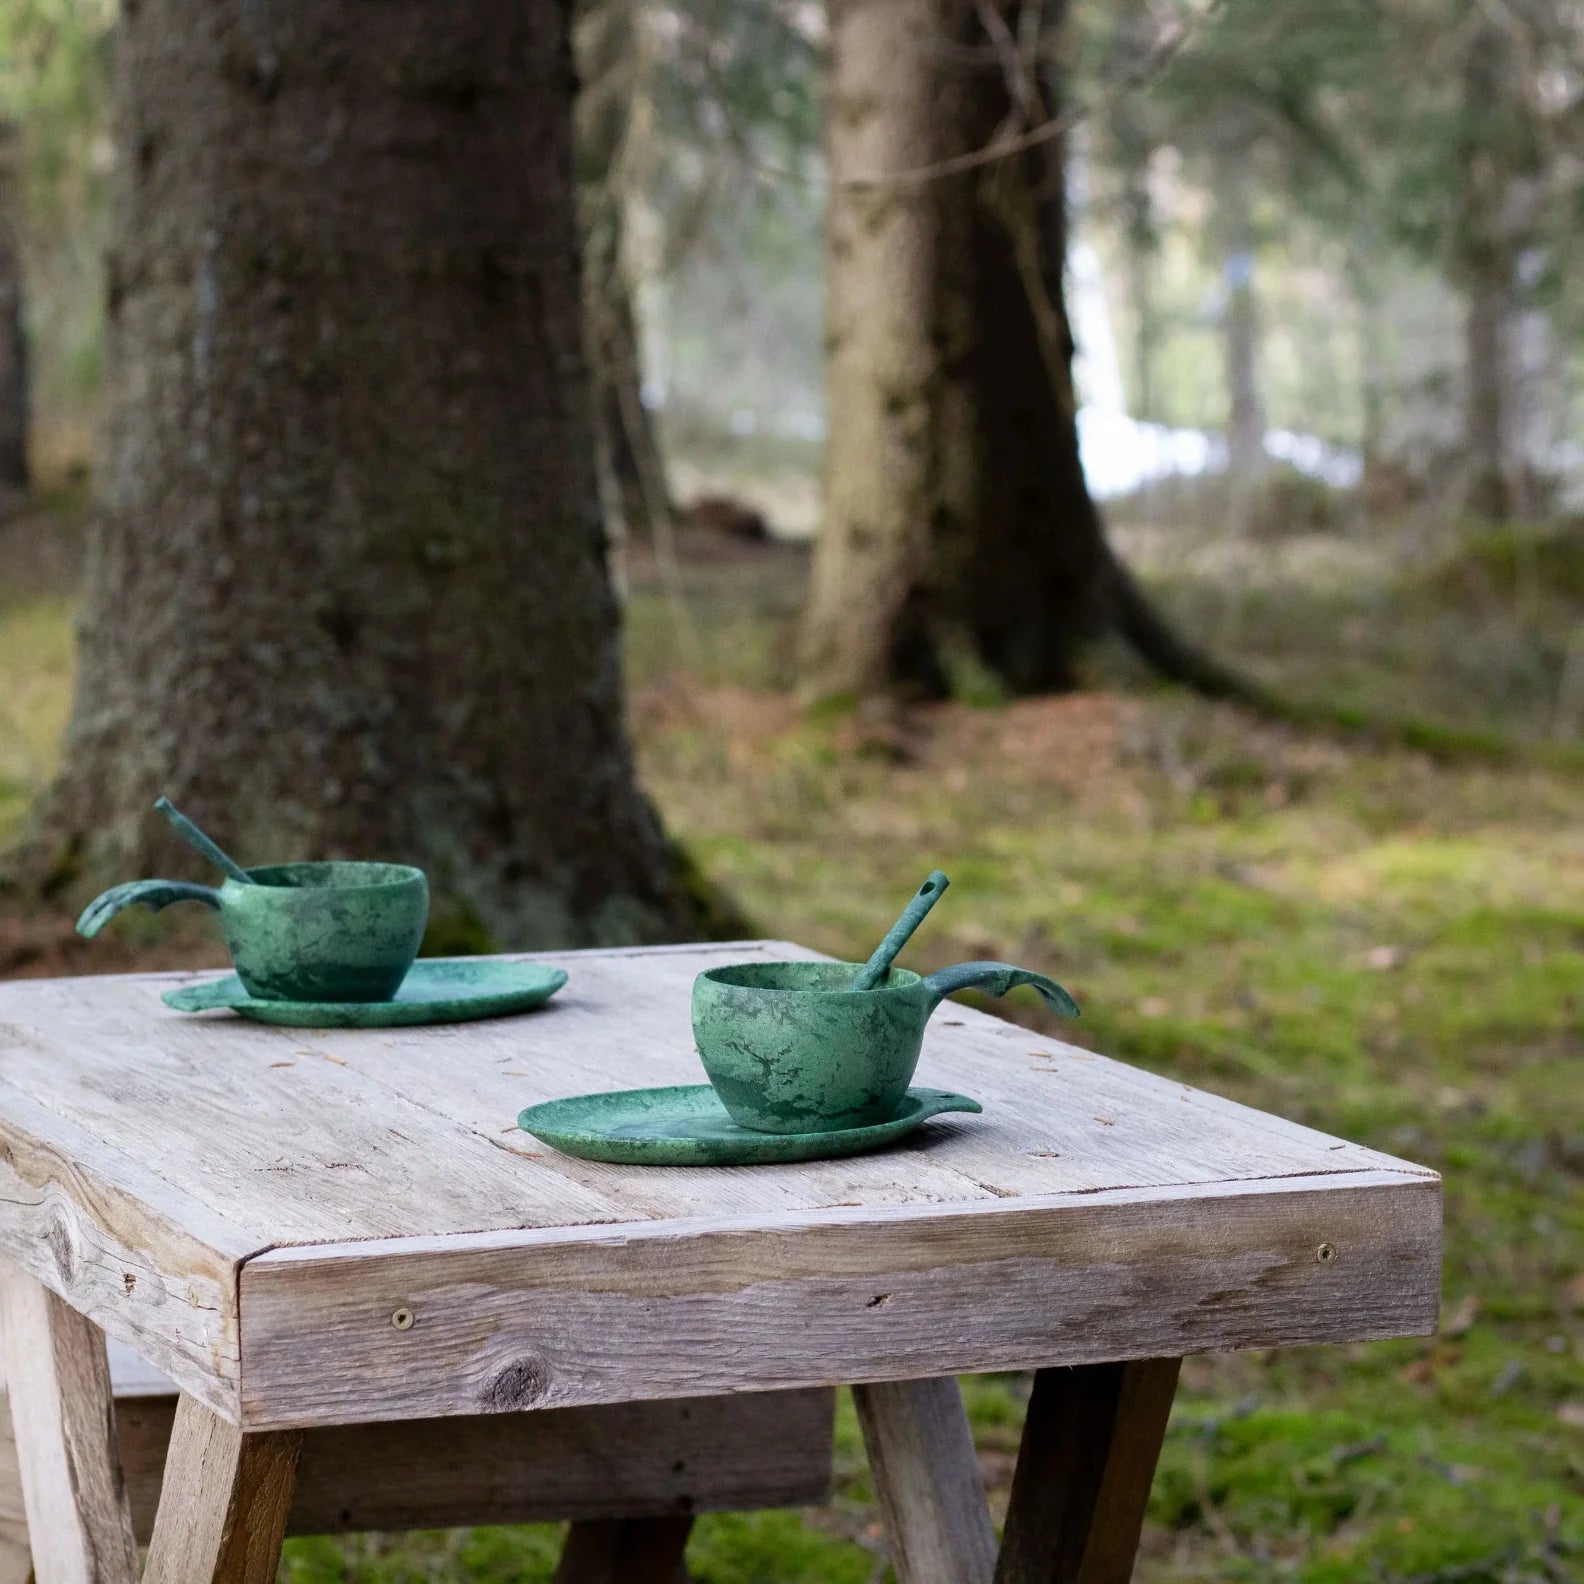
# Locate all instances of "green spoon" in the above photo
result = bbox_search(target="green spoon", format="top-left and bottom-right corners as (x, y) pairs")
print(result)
(850, 870), (950, 991)
(153, 796), (253, 885)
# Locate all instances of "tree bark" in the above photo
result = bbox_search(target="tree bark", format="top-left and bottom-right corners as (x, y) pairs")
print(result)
(11, 0), (708, 949)
(805, 0), (1190, 699)
(800, 0), (941, 698)
(0, 122), (28, 494)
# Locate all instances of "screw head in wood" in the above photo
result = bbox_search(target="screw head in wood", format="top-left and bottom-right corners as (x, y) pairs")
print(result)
(1316, 1243), (1336, 1263)
(391, 1306), (415, 1330)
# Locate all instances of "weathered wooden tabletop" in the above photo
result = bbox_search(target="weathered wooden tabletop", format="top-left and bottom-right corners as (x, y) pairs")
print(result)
(0, 941), (1440, 1433)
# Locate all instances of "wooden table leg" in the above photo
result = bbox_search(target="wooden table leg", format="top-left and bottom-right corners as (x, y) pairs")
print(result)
(994, 1358), (1182, 1584)
(553, 1515), (694, 1583)
(854, 1377), (997, 1584)
(0, 1267), (137, 1584)
(142, 1394), (301, 1584)
(0, 1382), (35, 1584)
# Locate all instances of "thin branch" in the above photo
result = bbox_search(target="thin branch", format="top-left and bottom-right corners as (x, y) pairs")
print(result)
(842, 0), (1225, 191)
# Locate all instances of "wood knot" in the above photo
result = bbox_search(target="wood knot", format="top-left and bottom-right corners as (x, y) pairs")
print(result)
(45, 1214), (77, 1285)
(481, 1355), (548, 1412)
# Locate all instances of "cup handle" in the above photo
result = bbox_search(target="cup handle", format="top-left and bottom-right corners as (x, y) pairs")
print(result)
(922, 961), (1080, 1018)
(75, 880), (223, 939)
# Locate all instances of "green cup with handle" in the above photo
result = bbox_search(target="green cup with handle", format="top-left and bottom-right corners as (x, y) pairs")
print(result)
(691, 870), (1079, 1135)
(76, 799), (428, 1003)
(692, 958), (1079, 1135)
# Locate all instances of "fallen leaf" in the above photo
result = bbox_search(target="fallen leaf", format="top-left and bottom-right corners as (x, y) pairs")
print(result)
(1556, 1402), (1584, 1428)
(1364, 945), (1407, 971)
(1444, 1294), (1481, 1337)
(1093, 1115), (1115, 1127)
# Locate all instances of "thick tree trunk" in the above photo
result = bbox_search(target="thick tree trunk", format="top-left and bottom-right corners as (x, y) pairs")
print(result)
(804, 0), (1154, 698)
(800, 0), (941, 697)
(0, 122), (28, 494)
(12, 0), (707, 949)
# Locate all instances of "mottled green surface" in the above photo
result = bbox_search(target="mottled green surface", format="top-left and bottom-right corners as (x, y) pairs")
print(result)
(692, 958), (1076, 1134)
(517, 1084), (981, 1165)
(161, 957), (566, 1027)
(83, 860), (428, 1002)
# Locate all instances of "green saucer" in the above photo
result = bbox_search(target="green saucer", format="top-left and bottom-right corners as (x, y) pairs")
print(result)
(517, 1085), (981, 1166)
(161, 958), (568, 1027)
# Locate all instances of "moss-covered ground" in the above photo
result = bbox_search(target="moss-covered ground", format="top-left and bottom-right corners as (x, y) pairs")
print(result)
(1, 513), (1580, 1580)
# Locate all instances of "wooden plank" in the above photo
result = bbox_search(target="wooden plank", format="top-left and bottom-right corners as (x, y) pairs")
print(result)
(854, 1376), (995, 1584)
(0, 1267), (137, 1584)
(553, 1516), (693, 1583)
(0, 980), (631, 1246)
(237, 1171), (1440, 1428)
(142, 1394), (300, 1584)
(111, 1388), (833, 1538)
(0, 1083), (248, 1420)
(994, 1359), (1181, 1584)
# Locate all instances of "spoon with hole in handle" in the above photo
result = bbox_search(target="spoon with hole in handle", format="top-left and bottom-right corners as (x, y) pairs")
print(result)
(850, 870), (950, 991)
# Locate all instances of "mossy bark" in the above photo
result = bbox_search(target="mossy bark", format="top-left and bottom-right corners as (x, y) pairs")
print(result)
(803, 0), (1117, 699)
(13, 0), (707, 948)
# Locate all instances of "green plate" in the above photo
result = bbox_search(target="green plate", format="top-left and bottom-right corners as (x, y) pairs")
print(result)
(517, 1085), (982, 1166)
(161, 958), (568, 1027)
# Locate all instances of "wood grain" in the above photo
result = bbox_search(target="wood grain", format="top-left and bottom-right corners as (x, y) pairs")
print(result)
(0, 942), (1431, 1251)
(995, 1359), (1181, 1584)
(553, 1516), (693, 1583)
(0, 1083), (248, 1420)
(238, 1171), (1439, 1427)
(112, 1387), (833, 1538)
(0, 1267), (137, 1584)
(142, 1394), (300, 1584)
(854, 1376), (996, 1584)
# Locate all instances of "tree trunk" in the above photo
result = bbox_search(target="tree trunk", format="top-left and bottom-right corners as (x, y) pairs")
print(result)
(0, 122), (28, 494)
(799, 0), (941, 698)
(11, 0), (708, 950)
(1211, 149), (1265, 483)
(803, 0), (1155, 699)
(1459, 22), (1511, 520)
(576, 0), (674, 545)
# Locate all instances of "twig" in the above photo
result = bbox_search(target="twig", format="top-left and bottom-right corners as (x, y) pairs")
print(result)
(842, 0), (1225, 190)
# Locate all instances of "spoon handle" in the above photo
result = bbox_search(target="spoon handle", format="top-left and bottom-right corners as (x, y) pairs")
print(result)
(154, 797), (253, 885)
(851, 870), (950, 991)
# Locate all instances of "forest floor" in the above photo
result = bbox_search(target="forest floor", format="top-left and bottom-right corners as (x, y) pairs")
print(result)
(0, 498), (1581, 1582)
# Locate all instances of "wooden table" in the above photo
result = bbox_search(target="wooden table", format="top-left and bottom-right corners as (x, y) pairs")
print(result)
(0, 941), (1441, 1583)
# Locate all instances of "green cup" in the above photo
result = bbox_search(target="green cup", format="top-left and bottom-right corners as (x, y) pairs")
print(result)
(77, 861), (429, 1003)
(692, 959), (1079, 1135)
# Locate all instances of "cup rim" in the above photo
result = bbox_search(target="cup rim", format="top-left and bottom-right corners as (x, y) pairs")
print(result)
(699, 960), (923, 996)
(226, 861), (427, 894)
